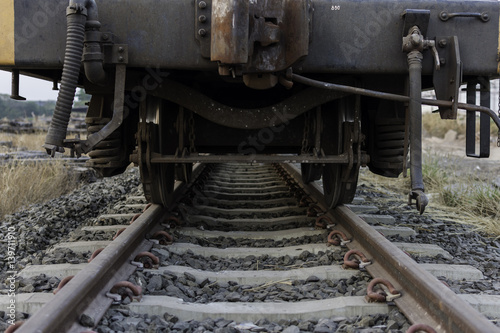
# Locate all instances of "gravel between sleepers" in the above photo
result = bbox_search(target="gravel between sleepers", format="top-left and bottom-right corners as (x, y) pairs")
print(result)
(0, 167), (141, 284)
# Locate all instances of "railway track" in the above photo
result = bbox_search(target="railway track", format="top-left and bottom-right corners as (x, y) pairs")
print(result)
(2, 163), (500, 332)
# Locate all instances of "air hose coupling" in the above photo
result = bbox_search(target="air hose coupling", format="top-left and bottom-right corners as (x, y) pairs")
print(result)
(83, 20), (107, 85)
(44, 0), (101, 155)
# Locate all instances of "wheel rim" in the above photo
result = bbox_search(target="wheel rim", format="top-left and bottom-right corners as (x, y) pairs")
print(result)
(320, 97), (359, 208)
(301, 163), (322, 184)
(139, 96), (176, 207)
(323, 163), (342, 208)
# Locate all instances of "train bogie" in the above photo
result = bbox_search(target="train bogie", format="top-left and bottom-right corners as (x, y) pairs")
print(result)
(1, 0), (500, 212)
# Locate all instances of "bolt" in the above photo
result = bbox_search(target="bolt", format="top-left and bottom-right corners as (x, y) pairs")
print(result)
(440, 12), (448, 20)
(198, 29), (207, 37)
(440, 58), (446, 65)
(102, 34), (109, 40)
(482, 12), (489, 21)
(438, 39), (447, 48)
(199, 1), (207, 9)
(118, 56), (124, 62)
(199, 15), (207, 23)
(118, 47), (124, 53)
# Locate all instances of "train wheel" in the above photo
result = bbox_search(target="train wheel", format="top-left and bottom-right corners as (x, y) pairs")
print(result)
(321, 97), (360, 208)
(147, 160), (175, 207)
(301, 163), (322, 184)
(323, 163), (343, 208)
(138, 96), (176, 207)
(175, 163), (193, 183)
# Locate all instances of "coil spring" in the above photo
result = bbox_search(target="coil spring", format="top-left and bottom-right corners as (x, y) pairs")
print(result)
(85, 117), (123, 169)
(372, 118), (407, 170)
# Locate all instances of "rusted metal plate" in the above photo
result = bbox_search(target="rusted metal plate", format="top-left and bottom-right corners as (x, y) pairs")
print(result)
(211, 0), (249, 64)
(246, 0), (311, 72)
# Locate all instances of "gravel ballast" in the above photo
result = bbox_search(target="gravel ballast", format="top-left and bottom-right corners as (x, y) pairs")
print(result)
(0, 168), (141, 284)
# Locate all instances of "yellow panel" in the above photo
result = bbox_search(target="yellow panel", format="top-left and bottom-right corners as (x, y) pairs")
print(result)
(498, 9), (500, 74)
(0, 0), (15, 65)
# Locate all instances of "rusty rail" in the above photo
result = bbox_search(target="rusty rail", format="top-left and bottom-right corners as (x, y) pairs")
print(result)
(282, 163), (500, 333)
(17, 164), (206, 333)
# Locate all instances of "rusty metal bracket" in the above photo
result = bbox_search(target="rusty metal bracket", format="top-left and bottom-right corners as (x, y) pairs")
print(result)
(208, 0), (311, 81)
(433, 36), (462, 119)
(343, 249), (371, 269)
(76, 63), (127, 154)
(103, 44), (129, 64)
(366, 278), (401, 303)
(327, 230), (351, 247)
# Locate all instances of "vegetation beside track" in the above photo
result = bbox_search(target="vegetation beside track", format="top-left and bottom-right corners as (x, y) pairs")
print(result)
(359, 154), (500, 237)
(0, 160), (78, 219)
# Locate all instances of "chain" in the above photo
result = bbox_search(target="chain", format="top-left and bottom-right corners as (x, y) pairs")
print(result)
(301, 111), (311, 154)
(188, 111), (196, 153)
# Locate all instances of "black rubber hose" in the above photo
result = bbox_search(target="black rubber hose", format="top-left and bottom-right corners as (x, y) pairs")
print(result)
(44, 10), (87, 153)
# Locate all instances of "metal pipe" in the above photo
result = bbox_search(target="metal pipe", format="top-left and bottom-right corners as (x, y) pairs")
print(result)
(291, 74), (500, 130)
(43, 0), (101, 154)
(83, 20), (107, 85)
(407, 50), (425, 193)
(291, 73), (409, 102)
(9, 69), (26, 100)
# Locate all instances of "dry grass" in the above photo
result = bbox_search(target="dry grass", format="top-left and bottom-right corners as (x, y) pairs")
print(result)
(360, 154), (500, 238)
(422, 112), (499, 139)
(0, 160), (78, 219)
(0, 132), (80, 219)
(422, 113), (466, 138)
(0, 132), (47, 152)
(439, 178), (500, 236)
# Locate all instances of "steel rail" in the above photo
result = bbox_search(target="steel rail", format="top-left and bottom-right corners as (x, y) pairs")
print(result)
(281, 163), (500, 333)
(17, 164), (206, 333)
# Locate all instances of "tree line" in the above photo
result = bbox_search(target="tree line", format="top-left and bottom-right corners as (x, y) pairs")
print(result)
(0, 89), (90, 120)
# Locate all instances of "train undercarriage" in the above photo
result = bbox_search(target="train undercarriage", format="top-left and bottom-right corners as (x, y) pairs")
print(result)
(1, 0), (500, 213)
(81, 70), (411, 209)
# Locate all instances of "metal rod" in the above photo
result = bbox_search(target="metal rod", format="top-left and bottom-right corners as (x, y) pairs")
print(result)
(149, 152), (368, 164)
(291, 73), (409, 102)
(291, 74), (500, 130)
(10, 69), (26, 101)
(466, 82), (477, 155)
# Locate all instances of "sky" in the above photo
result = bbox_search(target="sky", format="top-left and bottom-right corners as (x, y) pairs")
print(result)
(0, 70), (59, 101)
